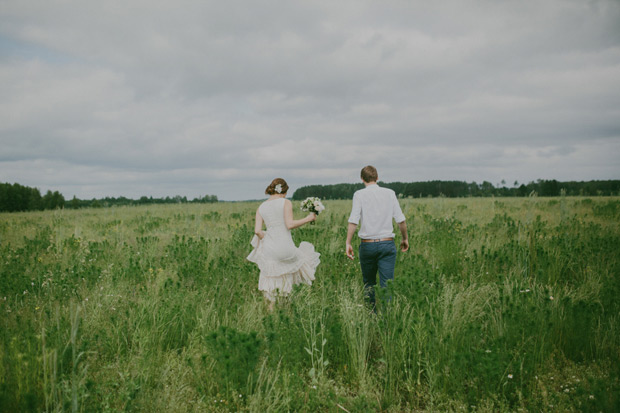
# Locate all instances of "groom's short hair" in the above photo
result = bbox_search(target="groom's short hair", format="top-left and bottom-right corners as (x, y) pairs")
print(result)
(361, 165), (378, 183)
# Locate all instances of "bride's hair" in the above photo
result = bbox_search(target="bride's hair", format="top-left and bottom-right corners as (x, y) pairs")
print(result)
(265, 178), (289, 195)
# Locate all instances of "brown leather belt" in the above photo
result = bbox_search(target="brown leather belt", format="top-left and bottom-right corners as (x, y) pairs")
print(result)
(361, 238), (394, 243)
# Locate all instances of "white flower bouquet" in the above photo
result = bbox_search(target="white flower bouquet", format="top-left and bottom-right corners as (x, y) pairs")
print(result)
(300, 197), (325, 224)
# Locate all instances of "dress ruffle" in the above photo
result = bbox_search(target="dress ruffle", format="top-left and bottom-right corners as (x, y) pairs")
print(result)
(247, 239), (320, 302)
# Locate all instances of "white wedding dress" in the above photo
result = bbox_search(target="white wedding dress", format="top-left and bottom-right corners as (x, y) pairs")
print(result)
(247, 198), (320, 301)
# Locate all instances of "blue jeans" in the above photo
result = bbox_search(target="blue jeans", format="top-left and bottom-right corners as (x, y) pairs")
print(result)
(359, 240), (397, 309)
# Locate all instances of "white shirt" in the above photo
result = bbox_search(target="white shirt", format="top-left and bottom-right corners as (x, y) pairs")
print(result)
(348, 184), (406, 239)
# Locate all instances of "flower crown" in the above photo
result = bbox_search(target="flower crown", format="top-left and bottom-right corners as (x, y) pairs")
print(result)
(275, 184), (283, 194)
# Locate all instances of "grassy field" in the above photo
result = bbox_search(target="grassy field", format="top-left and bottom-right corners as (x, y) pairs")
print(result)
(1, 196), (619, 412)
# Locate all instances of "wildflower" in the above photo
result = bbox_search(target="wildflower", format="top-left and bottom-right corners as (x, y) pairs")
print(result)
(35, 306), (40, 311)
(550, 296), (554, 300)
(564, 388), (570, 393)
(589, 395), (595, 400)
(23, 290), (27, 295)
(508, 374), (513, 379)
(485, 349), (492, 353)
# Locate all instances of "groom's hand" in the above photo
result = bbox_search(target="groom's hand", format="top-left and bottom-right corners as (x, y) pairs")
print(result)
(345, 243), (354, 260)
(400, 239), (409, 252)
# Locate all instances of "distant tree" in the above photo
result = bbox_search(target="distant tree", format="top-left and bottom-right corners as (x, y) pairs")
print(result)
(540, 179), (560, 196)
(481, 181), (495, 197)
(42, 190), (65, 209)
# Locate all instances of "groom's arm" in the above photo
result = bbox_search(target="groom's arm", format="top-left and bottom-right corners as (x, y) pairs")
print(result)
(397, 220), (409, 252)
(345, 222), (357, 260)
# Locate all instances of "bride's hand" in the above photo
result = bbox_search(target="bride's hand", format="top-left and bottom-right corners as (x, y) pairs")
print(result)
(307, 213), (317, 222)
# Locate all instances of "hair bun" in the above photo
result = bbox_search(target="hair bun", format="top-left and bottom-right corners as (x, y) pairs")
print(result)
(265, 178), (289, 195)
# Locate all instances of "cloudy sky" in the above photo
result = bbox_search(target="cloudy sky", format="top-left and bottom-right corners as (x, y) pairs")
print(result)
(1, 0), (619, 200)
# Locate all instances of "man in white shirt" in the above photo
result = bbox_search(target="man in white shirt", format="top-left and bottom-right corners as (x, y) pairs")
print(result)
(346, 166), (408, 309)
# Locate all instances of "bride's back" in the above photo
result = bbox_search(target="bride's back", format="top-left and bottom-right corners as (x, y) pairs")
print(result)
(259, 198), (286, 230)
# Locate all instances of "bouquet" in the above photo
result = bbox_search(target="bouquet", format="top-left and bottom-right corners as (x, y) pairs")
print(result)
(300, 197), (325, 224)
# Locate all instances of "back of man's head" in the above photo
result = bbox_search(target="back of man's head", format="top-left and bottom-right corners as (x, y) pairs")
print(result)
(361, 165), (378, 183)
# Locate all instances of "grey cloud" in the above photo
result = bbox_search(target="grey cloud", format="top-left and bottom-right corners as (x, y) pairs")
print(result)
(1, 0), (619, 200)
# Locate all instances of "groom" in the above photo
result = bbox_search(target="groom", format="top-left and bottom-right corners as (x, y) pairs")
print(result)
(345, 165), (408, 308)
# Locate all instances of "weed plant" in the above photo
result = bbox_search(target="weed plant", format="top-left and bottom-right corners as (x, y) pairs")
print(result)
(1, 198), (619, 411)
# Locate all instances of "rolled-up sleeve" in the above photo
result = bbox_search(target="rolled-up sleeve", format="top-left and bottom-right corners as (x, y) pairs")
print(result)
(392, 193), (406, 223)
(348, 192), (361, 224)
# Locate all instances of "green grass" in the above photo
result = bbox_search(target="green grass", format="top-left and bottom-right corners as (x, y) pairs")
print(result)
(1, 197), (619, 412)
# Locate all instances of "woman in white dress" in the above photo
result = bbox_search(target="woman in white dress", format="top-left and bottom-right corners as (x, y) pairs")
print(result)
(247, 178), (320, 309)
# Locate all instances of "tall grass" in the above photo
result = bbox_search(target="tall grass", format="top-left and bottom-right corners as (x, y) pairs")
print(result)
(1, 198), (619, 411)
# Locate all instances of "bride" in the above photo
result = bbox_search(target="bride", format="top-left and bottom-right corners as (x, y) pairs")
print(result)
(247, 178), (320, 309)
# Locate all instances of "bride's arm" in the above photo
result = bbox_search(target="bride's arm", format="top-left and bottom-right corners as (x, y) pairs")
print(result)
(254, 208), (265, 239)
(283, 199), (316, 230)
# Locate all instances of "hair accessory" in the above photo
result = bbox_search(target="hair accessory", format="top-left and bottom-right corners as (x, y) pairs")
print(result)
(275, 184), (283, 194)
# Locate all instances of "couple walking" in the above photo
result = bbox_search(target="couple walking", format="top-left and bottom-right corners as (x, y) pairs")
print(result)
(247, 165), (409, 310)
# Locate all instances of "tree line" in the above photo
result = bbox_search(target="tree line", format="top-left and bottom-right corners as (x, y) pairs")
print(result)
(292, 179), (620, 200)
(0, 183), (65, 212)
(3, 179), (618, 213)
(0, 182), (218, 212)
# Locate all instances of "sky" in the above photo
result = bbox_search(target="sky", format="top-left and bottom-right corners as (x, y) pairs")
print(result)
(1, 0), (619, 201)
